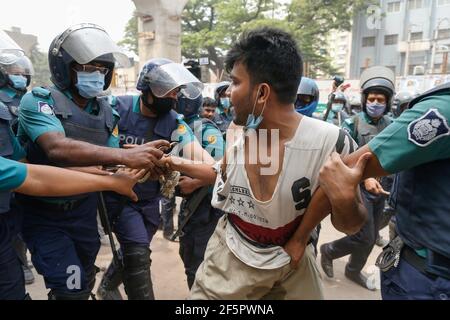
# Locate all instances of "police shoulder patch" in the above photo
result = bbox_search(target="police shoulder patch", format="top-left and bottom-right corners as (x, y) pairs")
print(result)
(177, 124), (187, 134)
(38, 101), (55, 116)
(407, 108), (450, 147)
(207, 134), (217, 145)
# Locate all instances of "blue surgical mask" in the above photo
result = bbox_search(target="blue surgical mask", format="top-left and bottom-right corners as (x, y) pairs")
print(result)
(331, 103), (344, 113)
(75, 71), (105, 99)
(295, 101), (318, 117)
(366, 101), (386, 118)
(220, 97), (230, 109)
(244, 87), (267, 132)
(9, 75), (27, 90)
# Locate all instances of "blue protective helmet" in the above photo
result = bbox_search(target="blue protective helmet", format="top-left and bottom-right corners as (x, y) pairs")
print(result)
(136, 58), (203, 99)
(177, 94), (203, 119)
(295, 77), (320, 117)
(48, 23), (129, 90)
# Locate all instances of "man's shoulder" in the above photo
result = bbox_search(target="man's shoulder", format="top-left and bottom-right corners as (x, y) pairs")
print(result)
(20, 88), (55, 114)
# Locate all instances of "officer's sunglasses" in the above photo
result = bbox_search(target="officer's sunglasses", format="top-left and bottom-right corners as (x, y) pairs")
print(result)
(73, 64), (110, 75)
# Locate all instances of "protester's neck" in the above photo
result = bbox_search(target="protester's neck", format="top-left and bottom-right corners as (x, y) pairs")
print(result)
(257, 103), (299, 138)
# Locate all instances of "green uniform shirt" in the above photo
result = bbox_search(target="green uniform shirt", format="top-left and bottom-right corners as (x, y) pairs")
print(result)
(185, 115), (224, 160)
(18, 88), (120, 148)
(368, 92), (450, 174)
(0, 157), (27, 192)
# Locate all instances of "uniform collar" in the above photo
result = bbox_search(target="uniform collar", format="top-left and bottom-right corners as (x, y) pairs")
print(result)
(0, 86), (22, 99)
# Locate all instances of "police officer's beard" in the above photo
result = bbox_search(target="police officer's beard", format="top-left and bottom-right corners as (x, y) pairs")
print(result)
(141, 92), (176, 115)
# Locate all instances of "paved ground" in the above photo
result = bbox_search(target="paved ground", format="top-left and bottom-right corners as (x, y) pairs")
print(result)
(26, 211), (386, 300)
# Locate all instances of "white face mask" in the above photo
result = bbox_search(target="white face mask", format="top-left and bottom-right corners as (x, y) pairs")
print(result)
(332, 103), (344, 113)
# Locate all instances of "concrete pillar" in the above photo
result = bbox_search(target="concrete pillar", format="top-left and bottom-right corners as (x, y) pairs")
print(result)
(132, 0), (189, 69)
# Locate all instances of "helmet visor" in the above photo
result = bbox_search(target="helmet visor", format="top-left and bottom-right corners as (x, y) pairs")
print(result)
(0, 31), (24, 61)
(59, 24), (130, 67)
(146, 62), (203, 99)
(4, 56), (34, 76)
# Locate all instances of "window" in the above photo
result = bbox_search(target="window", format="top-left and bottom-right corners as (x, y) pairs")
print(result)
(362, 36), (376, 47)
(438, 0), (450, 6)
(408, 0), (423, 9)
(387, 1), (401, 13)
(410, 32), (423, 41)
(438, 28), (450, 40)
(385, 34), (399, 45)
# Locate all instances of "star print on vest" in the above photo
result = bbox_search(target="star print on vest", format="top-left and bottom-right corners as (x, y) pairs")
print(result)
(408, 109), (449, 147)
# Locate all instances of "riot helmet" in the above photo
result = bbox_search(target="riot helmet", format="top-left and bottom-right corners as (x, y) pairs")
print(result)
(178, 94), (203, 119)
(0, 54), (34, 90)
(392, 91), (418, 118)
(48, 23), (130, 90)
(360, 66), (395, 115)
(214, 81), (231, 110)
(331, 91), (347, 114)
(295, 77), (319, 117)
(137, 58), (203, 116)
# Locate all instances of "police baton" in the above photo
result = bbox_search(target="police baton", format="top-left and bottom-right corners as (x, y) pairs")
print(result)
(97, 192), (122, 267)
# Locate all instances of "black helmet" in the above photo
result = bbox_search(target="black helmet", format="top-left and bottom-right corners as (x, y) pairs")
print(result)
(360, 66), (396, 114)
(48, 23), (130, 90)
(392, 90), (419, 118)
(214, 81), (230, 102)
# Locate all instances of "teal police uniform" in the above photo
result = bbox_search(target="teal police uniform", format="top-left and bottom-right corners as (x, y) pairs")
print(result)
(369, 85), (450, 300)
(177, 97), (225, 289)
(16, 86), (120, 299)
(0, 100), (28, 300)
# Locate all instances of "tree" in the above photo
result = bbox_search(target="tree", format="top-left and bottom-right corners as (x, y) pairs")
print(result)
(118, 13), (139, 55)
(182, 0), (273, 79)
(29, 44), (51, 87)
(181, 0), (376, 79)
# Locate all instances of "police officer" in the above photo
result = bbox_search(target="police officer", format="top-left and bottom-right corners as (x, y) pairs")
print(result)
(320, 66), (395, 290)
(96, 58), (212, 300)
(319, 81), (450, 299)
(0, 52), (36, 285)
(295, 77), (319, 117)
(213, 81), (233, 135)
(200, 97), (218, 121)
(325, 91), (349, 126)
(175, 94), (224, 289)
(16, 24), (168, 300)
(0, 35), (30, 299)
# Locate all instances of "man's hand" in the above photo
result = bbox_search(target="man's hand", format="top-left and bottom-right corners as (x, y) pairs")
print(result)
(319, 152), (372, 203)
(122, 140), (170, 173)
(178, 176), (201, 196)
(110, 167), (147, 201)
(284, 238), (308, 269)
(364, 178), (390, 195)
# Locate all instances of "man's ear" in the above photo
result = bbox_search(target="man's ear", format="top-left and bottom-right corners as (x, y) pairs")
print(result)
(259, 83), (271, 103)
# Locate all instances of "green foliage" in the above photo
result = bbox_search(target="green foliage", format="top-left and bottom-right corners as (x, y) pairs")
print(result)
(29, 45), (51, 87)
(118, 14), (138, 55)
(181, 0), (376, 78)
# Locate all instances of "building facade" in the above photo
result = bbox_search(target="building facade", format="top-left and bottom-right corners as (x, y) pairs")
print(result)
(350, 0), (450, 78)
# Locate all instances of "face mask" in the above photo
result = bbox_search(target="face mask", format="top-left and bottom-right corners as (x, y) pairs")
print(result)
(75, 71), (105, 99)
(244, 86), (267, 131)
(9, 75), (27, 90)
(295, 101), (318, 117)
(220, 97), (230, 109)
(332, 103), (344, 113)
(366, 101), (386, 118)
(142, 92), (176, 115)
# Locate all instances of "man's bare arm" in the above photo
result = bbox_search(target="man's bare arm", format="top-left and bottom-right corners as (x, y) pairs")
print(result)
(15, 164), (145, 201)
(37, 132), (169, 170)
(165, 156), (217, 186)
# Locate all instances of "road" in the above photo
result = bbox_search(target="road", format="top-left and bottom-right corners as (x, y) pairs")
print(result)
(26, 214), (386, 300)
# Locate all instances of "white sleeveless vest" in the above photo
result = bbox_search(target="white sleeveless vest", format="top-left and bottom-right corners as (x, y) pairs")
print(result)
(211, 116), (356, 269)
